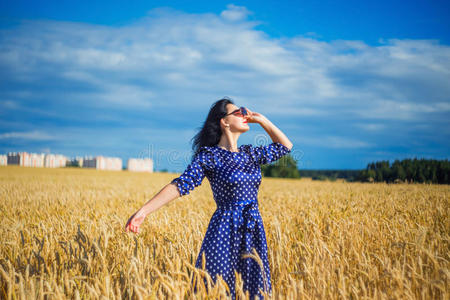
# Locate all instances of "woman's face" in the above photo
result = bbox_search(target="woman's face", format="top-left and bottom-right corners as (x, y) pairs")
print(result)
(223, 104), (250, 133)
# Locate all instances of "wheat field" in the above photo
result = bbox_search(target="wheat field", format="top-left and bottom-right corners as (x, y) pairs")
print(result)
(0, 165), (448, 299)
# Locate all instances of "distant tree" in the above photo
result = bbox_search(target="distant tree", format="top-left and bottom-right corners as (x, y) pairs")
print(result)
(66, 160), (81, 168)
(355, 158), (449, 184)
(262, 154), (300, 178)
(375, 169), (384, 182)
(311, 175), (327, 181)
(397, 165), (406, 181)
(303, 169), (362, 182)
(392, 160), (406, 181)
(367, 169), (376, 182)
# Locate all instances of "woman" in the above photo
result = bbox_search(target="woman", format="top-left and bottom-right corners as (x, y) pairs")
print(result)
(125, 98), (293, 299)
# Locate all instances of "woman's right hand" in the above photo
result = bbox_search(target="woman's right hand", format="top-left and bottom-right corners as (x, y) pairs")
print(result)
(125, 209), (146, 234)
(244, 107), (266, 124)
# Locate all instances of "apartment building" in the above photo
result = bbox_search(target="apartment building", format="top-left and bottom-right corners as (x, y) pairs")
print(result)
(0, 155), (6, 166)
(83, 156), (122, 171)
(7, 152), (45, 167)
(127, 158), (154, 172)
(44, 154), (68, 168)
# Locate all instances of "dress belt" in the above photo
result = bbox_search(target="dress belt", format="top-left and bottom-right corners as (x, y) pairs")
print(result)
(217, 200), (259, 232)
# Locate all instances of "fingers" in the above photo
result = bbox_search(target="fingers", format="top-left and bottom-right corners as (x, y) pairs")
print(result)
(125, 215), (135, 233)
(125, 223), (140, 234)
(125, 213), (142, 234)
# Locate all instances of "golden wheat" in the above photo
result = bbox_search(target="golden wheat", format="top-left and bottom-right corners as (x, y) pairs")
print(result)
(0, 165), (448, 299)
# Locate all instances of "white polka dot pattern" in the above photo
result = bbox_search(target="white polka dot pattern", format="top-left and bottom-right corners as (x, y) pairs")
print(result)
(171, 142), (291, 299)
(170, 148), (214, 196)
(250, 142), (292, 165)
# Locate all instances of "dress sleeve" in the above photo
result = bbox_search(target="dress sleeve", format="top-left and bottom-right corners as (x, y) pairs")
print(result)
(170, 148), (214, 197)
(251, 142), (291, 165)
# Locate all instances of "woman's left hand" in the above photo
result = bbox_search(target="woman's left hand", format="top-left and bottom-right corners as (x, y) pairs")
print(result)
(125, 209), (146, 234)
(244, 108), (266, 124)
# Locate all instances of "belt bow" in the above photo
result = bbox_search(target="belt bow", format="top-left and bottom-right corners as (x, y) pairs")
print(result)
(229, 201), (259, 232)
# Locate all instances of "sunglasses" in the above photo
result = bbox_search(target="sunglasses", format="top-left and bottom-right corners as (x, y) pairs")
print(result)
(222, 106), (248, 118)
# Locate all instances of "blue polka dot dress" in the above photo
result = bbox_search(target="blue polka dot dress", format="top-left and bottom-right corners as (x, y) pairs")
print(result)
(170, 142), (291, 299)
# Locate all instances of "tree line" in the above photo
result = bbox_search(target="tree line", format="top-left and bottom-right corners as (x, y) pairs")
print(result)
(356, 158), (449, 184)
(262, 154), (449, 184)
(296, 169), (360, 182)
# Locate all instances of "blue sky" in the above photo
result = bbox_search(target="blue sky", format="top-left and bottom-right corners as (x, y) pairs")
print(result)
(0, 0), (449, 172)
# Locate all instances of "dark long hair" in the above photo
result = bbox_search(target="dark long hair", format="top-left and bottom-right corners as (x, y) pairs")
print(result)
(190, 97), (234, 158)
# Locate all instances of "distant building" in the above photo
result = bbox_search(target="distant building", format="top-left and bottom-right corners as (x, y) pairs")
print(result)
(6, 152), (69, 168)
(0, 155), (6, 166)
(82, 156), (96, 168)
(67, 156), (84, 167)
(127, 158), (153, 172)
(76, 157), (84, 167)
(8, 152), (45, 167)
(44, 154), (67, 168)
(7, 152), (21, 165)
(83, 156), (122, 171)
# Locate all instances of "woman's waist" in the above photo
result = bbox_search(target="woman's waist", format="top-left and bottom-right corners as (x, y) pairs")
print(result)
(215, 198), (259, 210)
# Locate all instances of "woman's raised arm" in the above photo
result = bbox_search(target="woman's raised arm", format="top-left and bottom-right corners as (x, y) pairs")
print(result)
(245, 108), (293, 150)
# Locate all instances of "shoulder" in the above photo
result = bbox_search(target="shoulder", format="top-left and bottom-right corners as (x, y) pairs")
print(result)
(198, 145), (217, 156)
(193, 146), (218, 169)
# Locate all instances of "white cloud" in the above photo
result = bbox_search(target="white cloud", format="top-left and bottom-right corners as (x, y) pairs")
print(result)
(296, 135), (372, 149)
(356, 123), (386, 131)
(351, 99), (450, 120)
(1, 10), (449, 118)
(0, 131), (55, 141)
(1, 100), (19, 109)
(220, 4), (252, 22)
(40, 147), (51, 154)
(267, 106), (327, 116)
